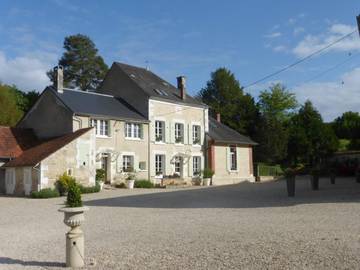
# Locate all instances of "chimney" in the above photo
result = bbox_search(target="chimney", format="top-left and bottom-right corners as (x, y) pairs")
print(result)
(177, 76), (186, 100)
(54, 65), (63, 93)
(216, 113), (221, 123)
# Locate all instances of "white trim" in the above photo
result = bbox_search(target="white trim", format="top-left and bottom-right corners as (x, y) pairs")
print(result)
(149, 98), (206, 110)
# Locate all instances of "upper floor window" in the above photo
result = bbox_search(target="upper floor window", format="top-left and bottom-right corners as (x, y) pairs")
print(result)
(125, 123), (142, 139)
(192, 125), (201, 145)
(155, 121), (165, 142)
(174, 123), (184, 144)
(229, 146), (237, 171)
(90, 119), (109, 137)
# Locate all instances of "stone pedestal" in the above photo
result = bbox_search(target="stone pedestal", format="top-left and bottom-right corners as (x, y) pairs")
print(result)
(59, 207), (89, 268)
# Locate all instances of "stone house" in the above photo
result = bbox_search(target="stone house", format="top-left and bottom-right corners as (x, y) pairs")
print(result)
(0, 62), (257, 194)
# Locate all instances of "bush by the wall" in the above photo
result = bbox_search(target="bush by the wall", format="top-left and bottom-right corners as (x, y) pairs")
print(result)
(56, 173), (76, 196)
(115, 182), (126, 188)
(134, 180), (154, 188)
(96, 169), (105, 182)
(31, 188), (60, 199)
(79, 183), (100, 194)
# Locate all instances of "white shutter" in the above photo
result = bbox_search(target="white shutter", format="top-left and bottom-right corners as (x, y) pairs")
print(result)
(150, 122), (155, 142)
(226, 146), (231, 172)
(189, 156), (193, 177)
(165, 121), (170, 143)
(170, 123), (175, 143)
(134, 155), (139, 172)
(150, 154), (155, 177)
(117, 153), (123, 173)
(183, 124), (188, 144)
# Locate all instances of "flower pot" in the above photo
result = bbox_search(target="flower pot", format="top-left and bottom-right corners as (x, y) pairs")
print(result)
(58, 207), (89, 268)
(286, 176), (295, 197)
(330, 173), (336, 185)
(203, 178), (211, 186)
(99, 181), (104, 190)
(310, 175), (319, 190)
(127, 179), (135, 189)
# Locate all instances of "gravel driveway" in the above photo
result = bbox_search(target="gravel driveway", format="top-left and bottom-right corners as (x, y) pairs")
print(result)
(1, 176), (360, 269)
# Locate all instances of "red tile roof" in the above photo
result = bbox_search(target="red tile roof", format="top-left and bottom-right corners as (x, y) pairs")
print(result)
(0, 127), (39, 158)
(3, 128), (93, 167)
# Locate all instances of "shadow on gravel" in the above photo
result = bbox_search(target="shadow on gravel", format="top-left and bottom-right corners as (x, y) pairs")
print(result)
(0, 257), (65, 267)
(85, 177), (360, 209)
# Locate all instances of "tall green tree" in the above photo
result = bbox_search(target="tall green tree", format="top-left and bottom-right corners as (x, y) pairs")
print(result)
(287, 101), (338, 165)
(47, 34), (108, 91)
(198, 68), (259, 136)
(332, 111), (360, 150)
(0, 84), (23, 126)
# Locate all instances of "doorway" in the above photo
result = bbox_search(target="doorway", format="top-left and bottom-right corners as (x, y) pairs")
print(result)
(100, 153), (111, 184)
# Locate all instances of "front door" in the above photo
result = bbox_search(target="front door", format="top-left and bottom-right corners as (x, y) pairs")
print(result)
(5, 168), (15, 195)
(23, 168), (32, 196)
(101, 154), (110, 184)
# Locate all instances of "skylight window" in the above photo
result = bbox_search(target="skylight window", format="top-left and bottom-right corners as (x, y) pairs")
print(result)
(153, 88), (168, 96)
(130, 74), (136, 78)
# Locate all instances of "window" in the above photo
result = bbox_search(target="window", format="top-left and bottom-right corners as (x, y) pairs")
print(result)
(155, 121), (165, 142)
(174, 156), (182, 175)
(90, 119), (109, 137)
(155, 155), (165, 175)
(193, 156), (201, 176)
(230, 146), (237, 171)
(192, 125), (201, 145)
(174, 123), (184, 144)
(122, 155), (134, 172)
(125, 123), (142, 139)
(139, 161), (146, 171)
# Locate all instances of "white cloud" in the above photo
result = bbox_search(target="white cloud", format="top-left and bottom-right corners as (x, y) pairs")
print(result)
(293, 23), (360, 58)
(273, 45), (287, 52)
(293, 27), (305, 36)
(293, 67), (360, 121)
(0, 51), (53, 91)
(264, 32), (282, 38)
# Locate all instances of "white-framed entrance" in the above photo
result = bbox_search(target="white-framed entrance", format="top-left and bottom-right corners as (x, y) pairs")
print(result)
(5, 168), (16, 195)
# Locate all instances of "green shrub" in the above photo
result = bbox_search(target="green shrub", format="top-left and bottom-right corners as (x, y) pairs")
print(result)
(96, 169), (105, 182)
(284, 168), (297, 178)
(115, 182), (126, 188)
(202, 168), (214, 178)
(31, 188), (60, 199)
(66, 182), (83, 207)
(79, 183), (100, 194)
(56, 173), (76, 196)
(257, 163), (283, 176)
(134, 180), (154, 188)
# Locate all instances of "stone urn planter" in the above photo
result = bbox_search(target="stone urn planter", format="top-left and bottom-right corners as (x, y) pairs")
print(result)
(284, 168), (296, 197)
(203, 178), (211, 186)
(127, 179), (135, 189)
(59, 181), (88, 268)
(98, 181), (104, 190)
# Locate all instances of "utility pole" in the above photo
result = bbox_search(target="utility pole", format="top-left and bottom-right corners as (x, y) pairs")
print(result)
(357, 14), (360, 36)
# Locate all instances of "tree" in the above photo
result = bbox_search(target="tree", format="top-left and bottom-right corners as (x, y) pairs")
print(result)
(0, 84), (23, 126)
(258, 83), (298, 122)
(332, 111), (360, 150)
(47, 34), (108, 91)
(198, 68), (259, 136)
(287, 101), (338, 165)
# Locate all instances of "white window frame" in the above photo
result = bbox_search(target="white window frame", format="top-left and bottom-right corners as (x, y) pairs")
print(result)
(192, 125), (201, 145)
(90, 119), (110, 137)
(174, 156), (182, 176)
(122, 155), (134, 172)
(174, 123), (184, 144)
(229, 146), (237, 171)
(193, 156), (201, 176)
(125, 122), (142, 139)
(155, 120), (165, 142)
(155, 154), (165, 176)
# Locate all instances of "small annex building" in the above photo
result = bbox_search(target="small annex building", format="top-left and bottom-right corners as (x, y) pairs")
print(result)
(0, 126), (95, 196)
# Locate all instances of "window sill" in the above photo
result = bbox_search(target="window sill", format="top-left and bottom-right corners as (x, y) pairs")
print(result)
(154, 141), (166, 145)
(125, 137), (142, 141)
(96, 135), (111, 139)
(192, 144), (201, 147)
(174, 143), (184, 146)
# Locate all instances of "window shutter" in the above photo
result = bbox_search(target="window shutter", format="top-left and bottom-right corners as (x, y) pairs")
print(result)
(139, 124), (144, 139)
(189, 157), (193, 177)
(117, 153), (123, 173)
(134, 155), (139, 172)
(183, 124), (188, 144)
(165, 121), (170, 143)
(170, 123), (175, 143)
(226, 146), (231, 172)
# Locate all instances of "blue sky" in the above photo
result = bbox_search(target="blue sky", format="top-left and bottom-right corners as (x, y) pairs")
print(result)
(0, 0), (359, 121)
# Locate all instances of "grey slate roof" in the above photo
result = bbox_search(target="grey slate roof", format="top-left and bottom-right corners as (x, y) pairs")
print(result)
(115, 62), (206, 107)
(49, 87), (147, 122)
(208, 117), (257, 145)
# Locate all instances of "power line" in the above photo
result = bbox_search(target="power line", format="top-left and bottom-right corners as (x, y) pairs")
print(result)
(244, 30), (357, 89)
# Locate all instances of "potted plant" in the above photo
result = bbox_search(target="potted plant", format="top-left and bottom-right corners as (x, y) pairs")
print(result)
(96, 169), (105, 190)
(284, 168), (296, 197)
(310, 167), (320, 190)
(175, 136), (183, 144)
(155, 135), (163, 142)
(202, 168), (214, 186)
(58, 181), (89, 268)
(193, 138), (201, 145)
(329, 168), (336, 185)
(125, 169), (136, 189)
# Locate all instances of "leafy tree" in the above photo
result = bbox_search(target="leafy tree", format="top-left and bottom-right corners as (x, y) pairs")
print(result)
(47, 34), (108, 91)
(332, 111), (360, 150)
(287, 101), (338, 165)
(258, 83), (298, 122)
(0, 84), (23, 126)
(198, 68), (259, 136)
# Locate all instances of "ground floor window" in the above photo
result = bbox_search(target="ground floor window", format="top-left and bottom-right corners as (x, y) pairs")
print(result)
(193, 156), (201, 176)
(155, 155), (165, 175)
(174, 156), (182, 175)
(230, 146), (237, 171)
(122, 155), (134, 172)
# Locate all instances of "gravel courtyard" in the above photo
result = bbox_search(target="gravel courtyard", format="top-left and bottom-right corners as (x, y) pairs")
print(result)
(1, 176), (360, 270)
